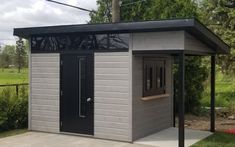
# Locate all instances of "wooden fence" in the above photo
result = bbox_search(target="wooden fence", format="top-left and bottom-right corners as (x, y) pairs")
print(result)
(0, 83), (29, 98)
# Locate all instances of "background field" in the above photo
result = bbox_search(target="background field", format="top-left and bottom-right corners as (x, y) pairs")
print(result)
(0, 68), (28, 84)
(201, 71), (235, 107)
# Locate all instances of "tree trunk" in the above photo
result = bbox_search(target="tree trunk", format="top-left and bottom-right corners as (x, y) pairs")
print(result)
(112, 0), (120, 22)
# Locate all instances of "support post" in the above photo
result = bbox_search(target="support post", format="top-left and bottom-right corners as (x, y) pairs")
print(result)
(210, 55), (215, 132)
(16, 84), (19, 98)
(178, 52), (185, 147)
(173, 85), (176, 127)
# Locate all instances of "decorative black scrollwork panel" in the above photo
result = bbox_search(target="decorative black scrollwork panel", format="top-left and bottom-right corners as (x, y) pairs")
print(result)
(31, 33), (129, 52)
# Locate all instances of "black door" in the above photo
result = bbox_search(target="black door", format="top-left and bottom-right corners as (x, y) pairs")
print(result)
(60, 54), (94, 135)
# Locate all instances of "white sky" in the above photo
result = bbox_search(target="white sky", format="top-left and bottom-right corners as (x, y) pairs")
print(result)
(0, 0), (98, 45)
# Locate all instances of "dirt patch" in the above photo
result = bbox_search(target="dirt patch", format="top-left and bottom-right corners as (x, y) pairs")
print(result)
(176, 114), (235, 132)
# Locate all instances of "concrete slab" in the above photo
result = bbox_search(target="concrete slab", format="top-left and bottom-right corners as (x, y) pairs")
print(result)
(0, 131), (152, 147)
(134, 127), (212, 147)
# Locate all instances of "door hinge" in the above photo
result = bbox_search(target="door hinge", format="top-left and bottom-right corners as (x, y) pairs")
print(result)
(60, 60), (63, 66)
(60, 121), (63, 127)
(60, 91), (63, 96)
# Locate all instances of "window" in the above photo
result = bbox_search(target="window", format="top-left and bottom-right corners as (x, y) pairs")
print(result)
(143, 58), (166, 97)
(31, 33), (129, 52)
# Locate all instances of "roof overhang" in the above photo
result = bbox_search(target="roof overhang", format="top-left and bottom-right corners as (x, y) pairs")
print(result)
(13, 18), (230, 54)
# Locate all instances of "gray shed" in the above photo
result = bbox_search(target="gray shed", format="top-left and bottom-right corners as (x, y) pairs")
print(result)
(14, 18), (229, 146)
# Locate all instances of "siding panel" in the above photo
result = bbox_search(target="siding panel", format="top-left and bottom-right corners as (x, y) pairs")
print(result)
(94, 52), (131, 142)
(185, 32), (214, 53)
(30, 53), (60, 133)
(132, 31), (184, 50)
(132, 55), (173, 140)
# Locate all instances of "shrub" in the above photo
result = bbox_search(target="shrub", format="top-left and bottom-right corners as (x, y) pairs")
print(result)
(0, 86), (28, 132)
(174, 56), (208, 114)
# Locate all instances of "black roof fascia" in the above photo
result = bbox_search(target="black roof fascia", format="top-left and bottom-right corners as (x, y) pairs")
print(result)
(13, 18), (230, 54)
(14, 19), (194, 36)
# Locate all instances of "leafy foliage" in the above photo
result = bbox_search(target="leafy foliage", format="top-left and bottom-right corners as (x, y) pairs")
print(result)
(90, 0), (198, 23)
(90, 0), (208, 113)
(0, 39), (28, 72)
(16, 38), (27, 73)
(174, 57), (209, 113)
(89, 0), (112, 23)
(199, 0), (235, 74)
(0, 86), (28, 132)
(0, 45), (15, 70)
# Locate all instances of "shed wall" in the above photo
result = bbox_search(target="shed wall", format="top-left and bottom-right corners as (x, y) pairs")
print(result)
(132, 55), (173, 140)
(30, 53), (60, 133)
(184, 32), (214, 54)
(132, 31), (184, 51)
(94, 52), (132, 142)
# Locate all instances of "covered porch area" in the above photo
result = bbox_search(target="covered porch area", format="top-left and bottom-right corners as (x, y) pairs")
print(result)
(134, 127), (212, 147)
(132, 23), (230, 146)
(132, 50), (219, 147)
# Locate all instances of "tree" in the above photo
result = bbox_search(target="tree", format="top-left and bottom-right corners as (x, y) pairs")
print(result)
(0, 45), (15, 71)
(90, 0), (209, 113)
(199, 0), (235, 74)
(90, 0), (112, 23)
(90, 0), (198, 23)
(15, 38), (27, 73)
(0, 52), (9, 71)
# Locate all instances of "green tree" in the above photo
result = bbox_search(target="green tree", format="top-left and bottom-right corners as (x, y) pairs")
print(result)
(0, 52), (9, 71)
(199, 0), (235, 74)
(90, 0), (209, 113)
(90, 0), (112, 23)
(3, 45), (15, 66)
(90, 0), (198, 23)
(0, 45), (15, 71)
(15, 38), (27, 73)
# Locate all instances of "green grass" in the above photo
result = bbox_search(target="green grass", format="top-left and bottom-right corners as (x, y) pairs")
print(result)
(0, 129), (27, 139)
(0, 68), (28, 84)
(191, 132), (235, 147)
(201, 71), (235, 107)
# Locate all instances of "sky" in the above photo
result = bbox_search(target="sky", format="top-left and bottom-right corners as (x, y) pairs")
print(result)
(0, 0), (97, 45)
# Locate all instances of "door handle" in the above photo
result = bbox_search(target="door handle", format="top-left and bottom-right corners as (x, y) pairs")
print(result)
(87, 97), (92, 102)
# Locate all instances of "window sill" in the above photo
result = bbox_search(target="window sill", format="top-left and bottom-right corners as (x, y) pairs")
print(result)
(141, 94), (170, 101)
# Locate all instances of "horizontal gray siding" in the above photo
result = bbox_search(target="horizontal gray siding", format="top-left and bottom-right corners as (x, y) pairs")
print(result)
(185, 32), (214, 53)
(132, 31), (184, 51)
(132, 31), (213, 54)
(94, 52), (132, 142)
(132, 55), (173, 140)
(31, 53), (60, 133)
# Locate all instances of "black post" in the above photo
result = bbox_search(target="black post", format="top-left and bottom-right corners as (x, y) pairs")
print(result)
(173, 92), (176, 127)
(16, 84), (19, 98)
(178, 52), (185, 147)
(173, 81), (176, 127)
(210, 55), (215, 132)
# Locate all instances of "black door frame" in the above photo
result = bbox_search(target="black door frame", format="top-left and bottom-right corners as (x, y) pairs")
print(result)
(59, 52), (94, 135)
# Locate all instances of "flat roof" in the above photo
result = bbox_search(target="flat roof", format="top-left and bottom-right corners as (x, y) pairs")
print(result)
(14, 18), (230, 54)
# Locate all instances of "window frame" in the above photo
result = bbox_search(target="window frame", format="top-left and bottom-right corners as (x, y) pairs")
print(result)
(31, 33), (129, 53)
(143, 58), (166, 97)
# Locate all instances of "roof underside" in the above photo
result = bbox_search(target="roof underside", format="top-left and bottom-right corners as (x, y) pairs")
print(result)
(13, 18), (230, 54)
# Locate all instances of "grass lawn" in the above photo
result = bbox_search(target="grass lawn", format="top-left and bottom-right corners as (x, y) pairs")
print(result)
(0, 129), (27, 139)
(0, 68), (28, 84)
(201, 71), (235, 107)
(191, 132), (235, 147)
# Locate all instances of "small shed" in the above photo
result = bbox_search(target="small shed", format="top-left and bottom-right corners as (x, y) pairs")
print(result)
(14, 18), (229, 146)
